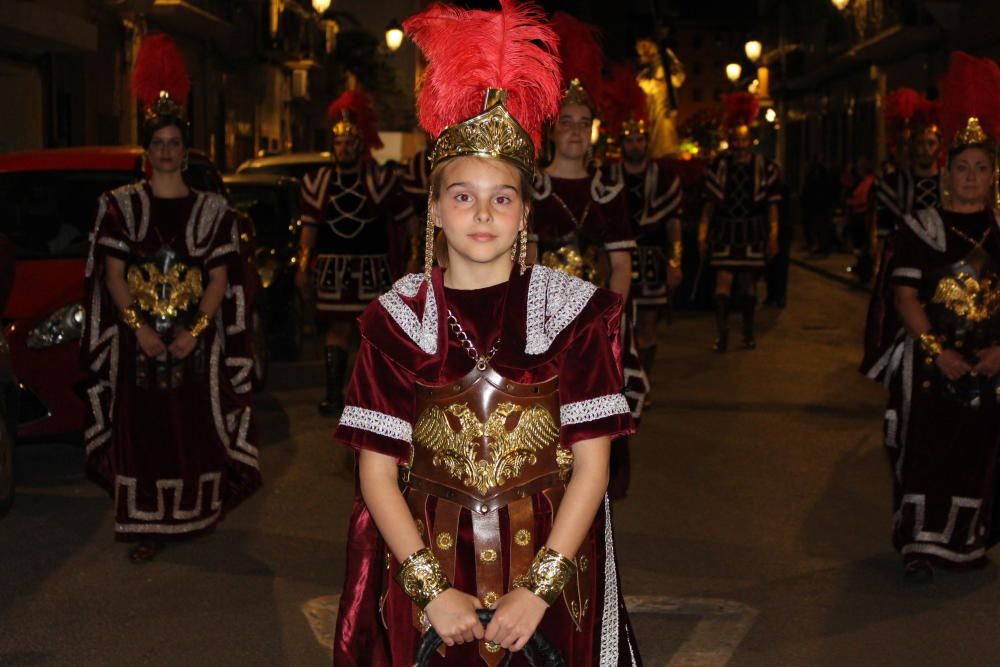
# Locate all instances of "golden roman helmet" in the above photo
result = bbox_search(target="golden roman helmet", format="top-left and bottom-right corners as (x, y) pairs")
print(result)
(562, 78), (595, 112)
(331, 110), (361, 140)
(429, 88), (535, 176)
(621, 117), (647, 138)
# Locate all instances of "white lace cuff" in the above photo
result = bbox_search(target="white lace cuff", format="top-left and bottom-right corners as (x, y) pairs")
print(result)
(560, 394), (631, 426)
(340, 406), (413, 443)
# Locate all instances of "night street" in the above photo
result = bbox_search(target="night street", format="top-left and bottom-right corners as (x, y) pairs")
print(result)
(3, 261), (999, 666)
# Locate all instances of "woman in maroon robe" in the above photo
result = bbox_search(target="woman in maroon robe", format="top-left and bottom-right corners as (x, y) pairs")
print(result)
(82, 35), (260, 562)
(878, 52), (1000, 580)
(332, 2), (642, 664)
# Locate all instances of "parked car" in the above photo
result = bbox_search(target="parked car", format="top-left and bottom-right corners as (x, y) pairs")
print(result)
(0, 147), (264, 441)
(224, 173), (304, 359)
(0, 234), (17, 516)
(236, 152), (335, 179)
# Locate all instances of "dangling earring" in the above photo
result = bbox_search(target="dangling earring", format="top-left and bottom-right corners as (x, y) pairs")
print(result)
(518, 225), (528, 275)
(940, 168), (950, 209)
(423, 189), (436, 282)
(182, 151), (189, 172)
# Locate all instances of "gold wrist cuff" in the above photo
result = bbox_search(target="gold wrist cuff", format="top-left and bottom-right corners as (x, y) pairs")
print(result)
(188, 312), (212, 339)
(122, 304), (145, 331)
(919, 331), (944, 359)
(395, 547), (451, 609)
(668, 240), (683, 269)
(516, 546), (577, 606)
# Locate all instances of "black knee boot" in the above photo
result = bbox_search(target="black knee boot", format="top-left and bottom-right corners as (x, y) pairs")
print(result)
(741, 295), (757, 349)
(713, 295), (729, 352)
(319, 346), (348, 417)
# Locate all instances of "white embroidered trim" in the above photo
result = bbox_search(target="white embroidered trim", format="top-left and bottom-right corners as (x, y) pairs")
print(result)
(902, 209), (946, 252)
(560, 393), (630, 426)
(525, 266), (598, 355)
(378, 273), (439, 355)
(891, 267), (922, 280)
(590, 169), (625, 204)
(605, 240), (637, 251)
(340, 406), (413, 443)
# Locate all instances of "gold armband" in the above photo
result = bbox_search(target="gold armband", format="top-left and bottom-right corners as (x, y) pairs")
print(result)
(188, 312), (213, 339)
(122, 304), (145, 331)
(668, 240), (683, 269)
(394, 548), (451, 609)
(919, 331), (944, 359)
(515, 546), (577, 606)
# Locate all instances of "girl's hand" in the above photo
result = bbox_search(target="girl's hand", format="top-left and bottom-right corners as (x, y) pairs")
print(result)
(935, 349), (972, 381)
(424, 589), (484, 647)
(484, 587), (548, 652)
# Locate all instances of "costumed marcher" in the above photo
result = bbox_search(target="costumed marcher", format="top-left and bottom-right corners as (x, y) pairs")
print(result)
(331, 1), (643, 665)
(296, 89), (417, 417)
(601, 62), (683, 405)
(401, 136), (434, 274)
(82, 34), (261, 563)
(871, 51), (1000, 581)
(530, 12), (643, 500)
(860, 90), (943, 375)
(697, 92), (781, 351)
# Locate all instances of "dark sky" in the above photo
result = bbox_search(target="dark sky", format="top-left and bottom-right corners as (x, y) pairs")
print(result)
(457, 0), (758, 61)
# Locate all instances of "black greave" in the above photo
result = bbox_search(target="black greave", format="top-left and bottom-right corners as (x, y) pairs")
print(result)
(713, 295), (729, 351)
(320, 346), (348, 416)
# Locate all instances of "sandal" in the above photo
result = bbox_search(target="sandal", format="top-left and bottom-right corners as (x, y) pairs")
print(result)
(129, 538), (161, 564)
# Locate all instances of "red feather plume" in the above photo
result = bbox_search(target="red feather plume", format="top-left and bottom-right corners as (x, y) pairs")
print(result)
(549, 12), (603, 104)
(130, 34), (191, 110)
(599, 63), (647, 133)
(722, 92), (759, 130)
(940, 51), (1000, 146)
(326, 88), (383, 152)
(403, 0), (563, 155)
(913, 98), (941, 132)
(883, 87), (922, 124)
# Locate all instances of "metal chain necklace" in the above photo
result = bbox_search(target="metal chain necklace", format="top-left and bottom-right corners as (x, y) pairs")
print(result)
(550, 191), (592, 228)
(447, 310), (500, 371)
(949, 224), (991, 249)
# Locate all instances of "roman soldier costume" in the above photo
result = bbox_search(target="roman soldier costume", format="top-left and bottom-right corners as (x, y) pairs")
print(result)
(861, 90), (943, 376)
(701, 92), (781, 351)
(875, 52), (1000, 574)
(601, 64), (684, 309)
(299, 89), (415, 416)
(331, 2), (642, 664)
(82, 34), (260, 542)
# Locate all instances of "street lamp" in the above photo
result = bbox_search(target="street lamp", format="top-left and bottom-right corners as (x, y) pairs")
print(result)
(726, 62), (742, 84)
(744, 40), (762, 63)
(385, 19), (404, 53)
(831, 0), (849, 9)
(312, 0), (331, 13)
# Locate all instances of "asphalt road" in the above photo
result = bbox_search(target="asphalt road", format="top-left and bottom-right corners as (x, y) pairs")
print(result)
(3, 262), (1000, 667)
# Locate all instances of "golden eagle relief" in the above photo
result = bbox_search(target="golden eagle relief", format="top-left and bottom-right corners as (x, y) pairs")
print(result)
(413, 402), (560, 495)
(932, 274), (1000, 324)
(127, 263), (204, 320)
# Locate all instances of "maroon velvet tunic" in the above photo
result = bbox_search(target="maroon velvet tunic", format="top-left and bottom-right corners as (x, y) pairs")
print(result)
(881, 208), (1000, 565)
(83, 182), (261, 540)
(332, 265), (642, 666)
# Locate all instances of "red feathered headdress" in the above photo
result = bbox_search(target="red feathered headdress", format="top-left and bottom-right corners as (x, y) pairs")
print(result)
(326, 89), (383, 155)
(404, 0), (562, 174)
(940, 51), (1000, 153)
(549, 12), (603, 111)
(599, 63), (648, 137)
(913, 98), (942, 136)
(883, 87), (923, 155)
(722, 92), (759, 133)
(130, 33), (191, 120)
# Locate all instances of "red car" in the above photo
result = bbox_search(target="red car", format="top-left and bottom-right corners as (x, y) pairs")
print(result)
(0, 147), (249, 440)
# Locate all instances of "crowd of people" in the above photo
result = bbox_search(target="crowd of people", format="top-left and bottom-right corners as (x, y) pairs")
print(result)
(76, 0), (1000, 663)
